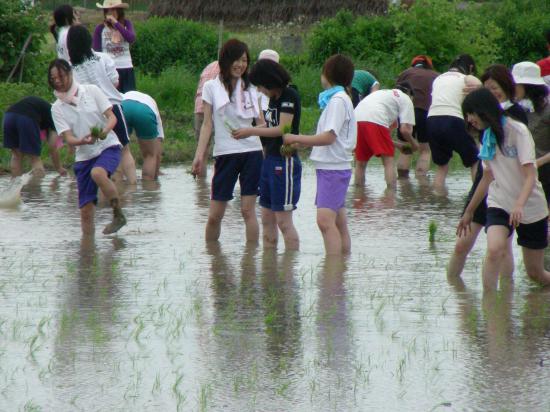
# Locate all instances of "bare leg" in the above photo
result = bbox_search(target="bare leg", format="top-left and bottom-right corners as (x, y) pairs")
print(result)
(80, 202), (95, 235)
(500, 236), (515, 278)
(206, 200), (227, 241)
(241, 195), (259, 244)
(275, 210), (299, 250)
(155, 138), (162, 178)
(121, 145), (137, 185)
(317, 208), (342, 255)
(415, 142), (431, 175)
(434, 163), (449, 188)
(354, 160), (367, 186)
(381, 155), (396, 188)
(448, 222), (483, 277)
(261, 207), (278, 248)
(335, 207), (351, 254)
(137, 138), (158, 181)
(90, 166), (127, 234)
(10, 149), (23, 177)
(396, 152), (412, 177)
(482, 225), (510, 291)
(30, 155), (45, 177)
(522, 248), (550, 286)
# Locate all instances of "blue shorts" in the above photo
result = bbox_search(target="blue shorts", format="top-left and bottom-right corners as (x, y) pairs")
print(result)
(2, 112), (41, 155)
(212, 151), (263, 201)
(485, 207), (548, 250)
(260, 154), (302, 212)
(74, 146), (121, 208)
(112, 104), (130, 146)
(427, 115), (478, 167)
(122, 100), (158, 139)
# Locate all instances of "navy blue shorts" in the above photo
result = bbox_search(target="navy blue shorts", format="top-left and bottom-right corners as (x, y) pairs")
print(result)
(2, 112), (41, 155)
(112, 104), (130, 146)
(212, 151), (263, 201)
(427, 115), (478, 167)
(398, 107), (429, 144)
(485, 207), (548, 250)
(116, 68), (136, 93)
(463, 163), (487, 226)
(260, 154), (302, 212)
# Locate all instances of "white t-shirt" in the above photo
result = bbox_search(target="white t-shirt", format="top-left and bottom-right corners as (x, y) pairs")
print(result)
(56, 26), (70, 62)
(202, 77), (262, 156)
(51, 84), (121, 162)
(101, 26), (133, 69)
(310, 91), (357, 170)
(123, 91), (164, 139)
(484, 118), (548, 223)
(72, 52), (122, 104)
(354, 89), (415, 127)
(428, 71), (480, 119)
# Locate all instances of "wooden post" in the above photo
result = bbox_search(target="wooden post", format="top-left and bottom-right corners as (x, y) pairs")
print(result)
(217, 19), (223, 56)
(7, 34), (33, 83)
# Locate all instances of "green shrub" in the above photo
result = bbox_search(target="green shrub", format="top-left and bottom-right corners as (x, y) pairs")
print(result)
(484, 0), (549, 65)
(132, 17), (219, 75)
(0, 82), (51, 117)
(0, 0), (49, 83)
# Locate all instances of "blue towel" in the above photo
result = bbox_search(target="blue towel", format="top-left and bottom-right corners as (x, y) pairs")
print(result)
(478, 116), (506, 161)
(318, 86), (345, 109)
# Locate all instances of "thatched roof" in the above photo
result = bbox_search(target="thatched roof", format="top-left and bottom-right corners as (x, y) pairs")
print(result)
(149, 0), (389, 24)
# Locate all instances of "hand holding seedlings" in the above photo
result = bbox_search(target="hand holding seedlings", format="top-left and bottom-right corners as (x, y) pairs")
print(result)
(280, 124), (295, 157)
(90, 125), (107, 141)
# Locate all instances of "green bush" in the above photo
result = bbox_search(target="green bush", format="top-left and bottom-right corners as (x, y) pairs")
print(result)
(0, 0), (48, 83)
(132, 17), (219, 75)
(0, 82), (51, 119)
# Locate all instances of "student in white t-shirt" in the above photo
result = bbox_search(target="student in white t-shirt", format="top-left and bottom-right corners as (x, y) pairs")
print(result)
(457, 88), (550, 291)
(284, 54), (357, 255)
(68, 25), (137, 185)
(50, 4), (79, 62)
(354, 83), (418, 188)
(427, 54), (481, 188)
(191, 39), (264, 243)
(48, 59), (126, 236)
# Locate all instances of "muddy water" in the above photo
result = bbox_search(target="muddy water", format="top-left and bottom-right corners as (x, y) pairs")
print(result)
(1, 163), (549, 411)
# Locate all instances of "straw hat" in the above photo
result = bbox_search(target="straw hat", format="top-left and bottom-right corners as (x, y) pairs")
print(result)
(96, 0), (129, 9)
(512, 62), (545, 85)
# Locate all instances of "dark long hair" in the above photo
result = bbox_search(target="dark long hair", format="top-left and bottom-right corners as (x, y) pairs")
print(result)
(48, 58), (72, 89)
(524, 84), (549, 113)
(462, 88), (505, 150)
(50, 4), (75, 40)
(450, 54), (476, 75)
(249, 59), (291, 90)
(67, 25), (94, 66)
(218, 39), (250, 97)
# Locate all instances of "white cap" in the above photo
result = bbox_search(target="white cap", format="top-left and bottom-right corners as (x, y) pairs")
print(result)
(512, 61), (545, 85)
(258, 49), (280, 63)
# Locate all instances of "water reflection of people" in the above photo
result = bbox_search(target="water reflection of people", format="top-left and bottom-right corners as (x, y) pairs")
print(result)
(53, 234), (123, 394)
(317, 256), (350, 365)
(261, 249), (301, 372)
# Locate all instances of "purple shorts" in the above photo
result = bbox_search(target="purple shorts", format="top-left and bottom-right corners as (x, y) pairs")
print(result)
(315, 169), (352, 212)
(73, 146), (121, 208)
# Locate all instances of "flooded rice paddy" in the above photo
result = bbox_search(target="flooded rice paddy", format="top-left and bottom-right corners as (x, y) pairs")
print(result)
(1, 162), (550, 411)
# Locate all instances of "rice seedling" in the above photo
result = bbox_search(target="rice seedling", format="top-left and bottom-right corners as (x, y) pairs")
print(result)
(429, 221), (438, 242)
(90, 125), (107, 140)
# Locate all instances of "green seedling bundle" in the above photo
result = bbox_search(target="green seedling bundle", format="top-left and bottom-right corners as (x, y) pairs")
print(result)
(90, 125), (107, 140)
(280, 123), (295, 157)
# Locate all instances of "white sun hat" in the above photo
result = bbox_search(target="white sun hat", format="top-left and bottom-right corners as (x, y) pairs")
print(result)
(511, 61), (545, 85)
(258, 49), (280, 63)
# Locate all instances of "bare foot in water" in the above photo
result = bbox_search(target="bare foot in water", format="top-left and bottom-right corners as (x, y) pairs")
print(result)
(103, 210), (127, 234)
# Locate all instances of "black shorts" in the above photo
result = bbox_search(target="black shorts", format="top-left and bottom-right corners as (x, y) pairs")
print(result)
(463, 163), (487, 225)
(485, 207), (548, 250)
(212, 151), (263, 201)
(112, 104), (130, 146)
(537, 163), (550, 204)
(116, 68), (136, 93)
(427, 115), (478, 167)
(398, 107), (429, 144)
